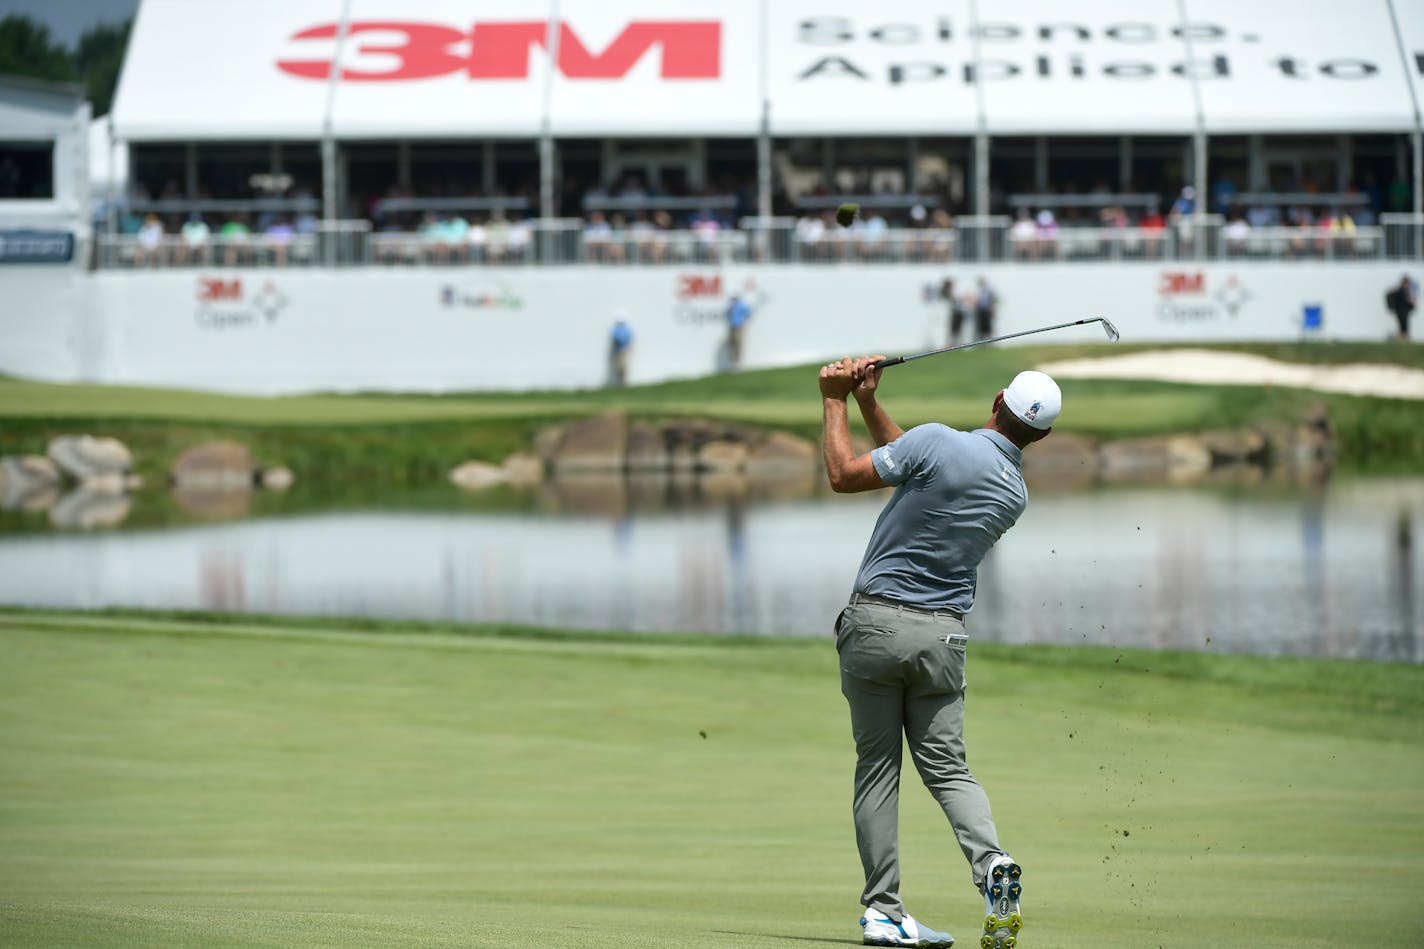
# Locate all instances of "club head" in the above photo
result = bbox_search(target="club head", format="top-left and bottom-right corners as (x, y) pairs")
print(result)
(1100, 318), (1121, 343)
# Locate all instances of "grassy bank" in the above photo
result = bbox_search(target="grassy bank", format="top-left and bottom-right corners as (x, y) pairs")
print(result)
(0, 609), (1421, 948)
(2, 343), (1423, 486)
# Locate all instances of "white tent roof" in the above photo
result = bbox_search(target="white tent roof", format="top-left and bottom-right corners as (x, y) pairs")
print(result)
(112, 0), (1424, 140)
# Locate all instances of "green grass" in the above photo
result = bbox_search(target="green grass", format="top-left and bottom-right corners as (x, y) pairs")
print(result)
(3, 341), (1424, 490)
(1, 610), (1422, 948)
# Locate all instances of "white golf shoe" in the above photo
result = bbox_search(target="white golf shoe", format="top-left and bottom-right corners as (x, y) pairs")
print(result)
(860, 907), (954, 947)
(980, 855), (1024, 949)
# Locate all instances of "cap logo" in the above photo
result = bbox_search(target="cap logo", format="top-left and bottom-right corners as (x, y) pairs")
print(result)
(1025, 400), (1042, 421)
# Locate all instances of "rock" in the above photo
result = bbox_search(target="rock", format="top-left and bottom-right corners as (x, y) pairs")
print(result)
(698, 439), (748, 474)
(1022, 432), (1099, 489)
(260, 467), (295, 491)
(501, 452), (544, 486)
(48, 489), (132, 529)
(1199, 429), (1268, 465)
(626, 421), (670, 471)
(47, 435), (133, 481)
(1099, 436), (1211, 478)
(0, 455), (62, 509)
(532, 424), (566, 464)
(171, 441), (255, 489)
(552, 412), (627, 474)
(450, 460), (509, 491)
(743, 431), (818, 475)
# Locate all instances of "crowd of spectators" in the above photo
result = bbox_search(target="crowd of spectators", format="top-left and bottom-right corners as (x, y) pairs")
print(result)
(106, 166), (1416, 267)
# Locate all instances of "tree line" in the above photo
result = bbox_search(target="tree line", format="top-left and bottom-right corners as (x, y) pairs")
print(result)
(0, 14), (131, 116)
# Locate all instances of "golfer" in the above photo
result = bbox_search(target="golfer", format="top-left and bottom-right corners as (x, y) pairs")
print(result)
(818, 355), (1061, 949)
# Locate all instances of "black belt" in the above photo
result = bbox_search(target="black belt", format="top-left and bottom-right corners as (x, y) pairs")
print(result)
(850, 592), (964, 621)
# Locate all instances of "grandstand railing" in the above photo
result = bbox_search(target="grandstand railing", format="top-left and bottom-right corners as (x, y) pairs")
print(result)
(92, 215), (1422, 269)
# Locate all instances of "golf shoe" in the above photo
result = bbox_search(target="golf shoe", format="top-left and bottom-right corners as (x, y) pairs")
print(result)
(980, 855), (1023, 949)
(860, 907), (954, 947)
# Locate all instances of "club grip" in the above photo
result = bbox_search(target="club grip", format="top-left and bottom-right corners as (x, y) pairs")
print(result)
(872, 356), (905, 370)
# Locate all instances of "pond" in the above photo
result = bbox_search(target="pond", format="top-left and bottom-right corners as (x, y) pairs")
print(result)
(1, 476), (1419, 662)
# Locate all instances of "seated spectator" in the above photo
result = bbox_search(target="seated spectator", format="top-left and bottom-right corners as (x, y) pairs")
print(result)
(1139, 206), (1166, 258)
(584, 211), (613, 262)
(1286, 206), (1314, 257)
(176, 214), (210, 266)
(264, 216), (295, 267)
(628, 210), (657, 262)
(1034, 209), (1059, 259)
(219, 215), (252, 266)
(463, 216), (486, 262)
(927, 207), (955, 262)
(606, 213), (629, 263)
(443, 215), (471, 263)
(1321, 208), (1356, 257)
(485, 211), (510, 262)
(1222, 214), (1251, 256)
(507, 213), (533, 261)
(858, 210), (888, 260)
(1009, 209), (1037, 260)
(420, 212), (450, 263)
(795, 211), (826, 260)
(135, 213), (164, 267)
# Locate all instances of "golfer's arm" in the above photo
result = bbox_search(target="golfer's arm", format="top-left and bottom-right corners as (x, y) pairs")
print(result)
(854, 395), (904, 448)
(823, 398), (885, 493)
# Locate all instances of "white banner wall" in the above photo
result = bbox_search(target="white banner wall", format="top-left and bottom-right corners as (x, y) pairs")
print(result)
(112, 0), (1424, 138)
(0, 262), (1410, 394)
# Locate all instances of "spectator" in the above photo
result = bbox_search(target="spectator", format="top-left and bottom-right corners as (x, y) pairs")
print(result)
(1326, 208), (1356, 256)
(606, 213), (629, 263)
(609, 311), (634, 385)
(507, 213), (533, 261)
(220, 215), (252, 266)
(584, 211), (613, 262)
(725, 290), (754, 369)
(135, 214), (164, 267)
(1222, 213), (1251, 256)
(485, 211), (510, 263)
(1139, 205), (1166, 258)
(690, 207), (721, 262)
(796, 211), (827, 260)
(1385, 275), (1417, 340)
(264, 216), (294, 267)
(629, 210), (657, 262)
(176, 214), (210, 266)
(859, 210), (888, 260)
(1034, 209), (1059, 259)
(1009, 209), (1037, 260)
(973, 277), (998, 341)
(941, 277), (969, 346)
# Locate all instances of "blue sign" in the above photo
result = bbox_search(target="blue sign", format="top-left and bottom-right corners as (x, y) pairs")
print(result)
(0, 230), (74, 264)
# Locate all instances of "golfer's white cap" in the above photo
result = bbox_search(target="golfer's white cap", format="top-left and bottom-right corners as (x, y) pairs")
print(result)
(1002, 370), (1061, 430)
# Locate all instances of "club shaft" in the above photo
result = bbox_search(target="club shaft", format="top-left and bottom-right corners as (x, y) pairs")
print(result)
(874, 318), (1111, 369)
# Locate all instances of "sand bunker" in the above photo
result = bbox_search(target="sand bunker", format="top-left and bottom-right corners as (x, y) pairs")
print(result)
(1037, 349), (1424, 401)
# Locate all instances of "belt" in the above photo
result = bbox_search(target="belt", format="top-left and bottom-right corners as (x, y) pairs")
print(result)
(849, 592), (964, 621)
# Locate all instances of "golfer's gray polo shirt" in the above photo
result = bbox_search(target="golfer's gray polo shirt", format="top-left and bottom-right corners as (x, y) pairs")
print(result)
(852, 425), (1028, 614)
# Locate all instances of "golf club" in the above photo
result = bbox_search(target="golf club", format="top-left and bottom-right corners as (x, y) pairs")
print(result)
(872, 317), (1121, 370)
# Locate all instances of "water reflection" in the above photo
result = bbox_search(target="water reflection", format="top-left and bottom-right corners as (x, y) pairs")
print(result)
(0, 479), (1420, 662)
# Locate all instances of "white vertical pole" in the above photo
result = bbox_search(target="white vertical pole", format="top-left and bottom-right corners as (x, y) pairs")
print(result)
(321, 0), (353, 264)
(1176, 0), (1209, 259)
(968, 0), (989, 217)
(755, 0), (771, 224)
(538, 1), (561, 224)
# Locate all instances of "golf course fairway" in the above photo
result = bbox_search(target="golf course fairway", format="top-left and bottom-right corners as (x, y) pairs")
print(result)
(1, 610), (1421, 948)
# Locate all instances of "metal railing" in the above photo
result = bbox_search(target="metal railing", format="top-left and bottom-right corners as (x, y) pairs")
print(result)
(93, 214), (1424, 269)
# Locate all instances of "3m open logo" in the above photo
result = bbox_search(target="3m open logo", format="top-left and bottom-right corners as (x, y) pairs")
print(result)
(277, 21), (721, 81)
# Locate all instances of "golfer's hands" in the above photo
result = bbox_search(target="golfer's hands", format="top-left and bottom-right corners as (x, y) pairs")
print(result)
(819, 357), (856, 400)
(851, 355), (885, 405)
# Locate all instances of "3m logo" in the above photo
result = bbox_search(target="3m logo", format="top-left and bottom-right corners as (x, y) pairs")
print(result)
(198, 277), (242, 302)
(676, 274), (723, 299)
(1158, 271), (1205, 295)
(277, 21), (721, 82)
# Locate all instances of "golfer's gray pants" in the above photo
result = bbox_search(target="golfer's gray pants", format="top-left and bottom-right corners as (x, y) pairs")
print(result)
(836, 597), (1003, 920)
